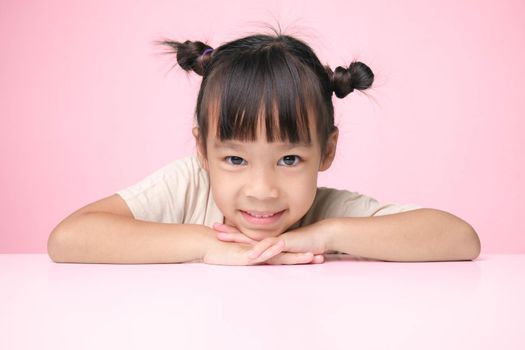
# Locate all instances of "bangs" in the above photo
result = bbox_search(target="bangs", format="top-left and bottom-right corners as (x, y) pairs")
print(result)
(202, 45), (322, 144)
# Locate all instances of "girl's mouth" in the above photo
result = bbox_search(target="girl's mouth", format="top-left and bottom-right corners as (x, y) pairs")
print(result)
(240, 210), (285, 225)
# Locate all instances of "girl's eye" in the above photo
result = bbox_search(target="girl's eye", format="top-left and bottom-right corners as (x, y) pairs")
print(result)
(224, 155), (301, 166)
(278, 155), (301, 166)
(224, 156), (244, 165)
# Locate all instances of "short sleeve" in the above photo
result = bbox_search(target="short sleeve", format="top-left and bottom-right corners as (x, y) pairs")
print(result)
(341, 189), (423, 217)
(369, 201), (424, 216)
(115, 165), (184, 223)
(301, 187), (423, 255)
(115, 155), (221, 226)
(299, 187), (423, 226)
(115, 156), (204, 224)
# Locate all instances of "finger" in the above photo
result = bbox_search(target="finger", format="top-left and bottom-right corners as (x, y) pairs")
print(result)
(266, 252), (314, 265)
(216, 232), (256, 245)
(215, 232), (235, 241)
(248, 239), (283, 262)
(212, 223), (240, 233)
(312, 254), (325, 264)
(246, 238), (282, 260)
(265, 251), (312, 265)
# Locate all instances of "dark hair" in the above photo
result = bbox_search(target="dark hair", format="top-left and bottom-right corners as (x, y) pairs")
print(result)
(155, 28), (374, 156)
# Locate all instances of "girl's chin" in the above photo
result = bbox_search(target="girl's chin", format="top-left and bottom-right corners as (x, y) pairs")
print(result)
(223, 218), (286, 240)
(237, 226), (284, 241)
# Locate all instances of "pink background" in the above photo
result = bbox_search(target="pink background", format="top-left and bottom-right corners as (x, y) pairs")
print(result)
(1, 0), (524, 253)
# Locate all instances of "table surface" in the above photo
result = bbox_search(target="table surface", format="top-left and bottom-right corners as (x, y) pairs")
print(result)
(1, 253), (523, 350)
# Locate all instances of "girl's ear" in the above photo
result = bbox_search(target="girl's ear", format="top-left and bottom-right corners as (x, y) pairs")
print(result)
(319, 127), (339, 171)
(192, 127), (209, 171)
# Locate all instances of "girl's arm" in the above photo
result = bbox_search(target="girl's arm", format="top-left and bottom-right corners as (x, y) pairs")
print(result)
(48, 213), (321, 265)
(47, 213), (211, 264)
(325, 208), (481, 262)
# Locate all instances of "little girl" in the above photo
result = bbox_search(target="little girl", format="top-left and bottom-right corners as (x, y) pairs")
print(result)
(47, 29), (481, 265)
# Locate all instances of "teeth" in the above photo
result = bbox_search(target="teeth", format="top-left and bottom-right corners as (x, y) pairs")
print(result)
(247, 211), (277, 218)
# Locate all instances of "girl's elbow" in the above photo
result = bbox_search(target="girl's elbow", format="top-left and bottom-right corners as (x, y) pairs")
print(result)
(461, 225), (481, 261)
(47, 228), (66, 263)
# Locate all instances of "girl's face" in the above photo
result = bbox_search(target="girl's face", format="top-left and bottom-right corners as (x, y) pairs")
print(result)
(193, 120), (338, 241)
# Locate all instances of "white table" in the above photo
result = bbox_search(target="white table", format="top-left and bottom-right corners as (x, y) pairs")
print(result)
(1, 254), (523, 350)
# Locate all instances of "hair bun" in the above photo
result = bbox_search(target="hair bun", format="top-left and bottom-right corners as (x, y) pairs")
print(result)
(156, 39), (213, 76)
(326, 61), (374, 98)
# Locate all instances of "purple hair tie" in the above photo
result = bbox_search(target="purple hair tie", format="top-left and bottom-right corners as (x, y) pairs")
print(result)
(202, 48), (213, 57)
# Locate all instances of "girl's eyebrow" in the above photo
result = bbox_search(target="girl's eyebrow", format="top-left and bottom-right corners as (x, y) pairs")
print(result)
(213, 140), (312, 150)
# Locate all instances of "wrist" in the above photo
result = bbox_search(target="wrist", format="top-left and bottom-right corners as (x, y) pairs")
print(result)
(323, 217), (344, 252)
(187, 224), (217, 263)
(197, 225), (217, 262)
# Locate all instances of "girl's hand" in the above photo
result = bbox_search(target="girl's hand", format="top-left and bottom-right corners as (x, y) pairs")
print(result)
(212, 222), (328, 264)
(202, 232), (318, 266)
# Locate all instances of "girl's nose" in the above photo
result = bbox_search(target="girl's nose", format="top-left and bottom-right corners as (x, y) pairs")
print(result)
(243, 171), (279, 200)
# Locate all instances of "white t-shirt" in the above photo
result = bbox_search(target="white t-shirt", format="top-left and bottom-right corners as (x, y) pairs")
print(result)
(116, 155), (423, 229)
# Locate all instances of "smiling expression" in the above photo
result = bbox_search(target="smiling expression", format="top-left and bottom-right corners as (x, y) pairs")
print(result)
(193, 115), (338, 241)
